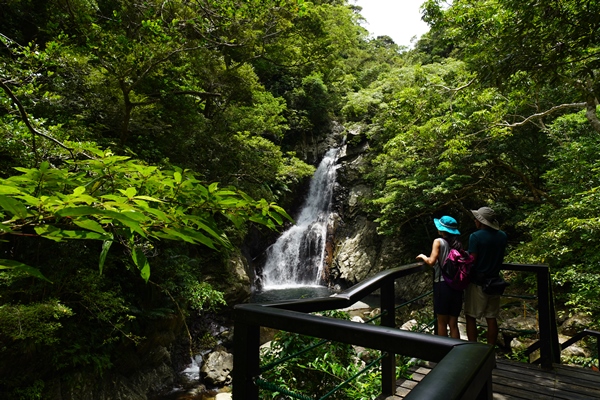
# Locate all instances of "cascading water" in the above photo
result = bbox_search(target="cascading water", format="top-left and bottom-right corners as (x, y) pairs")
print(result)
(261, 148), (340, 289)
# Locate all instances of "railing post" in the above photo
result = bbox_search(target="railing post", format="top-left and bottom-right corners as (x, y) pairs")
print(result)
(380, 278), (396, 396)
(233, 316), (260, 400)
(597, 336), (600, 370)
(536, 266), (560, 368)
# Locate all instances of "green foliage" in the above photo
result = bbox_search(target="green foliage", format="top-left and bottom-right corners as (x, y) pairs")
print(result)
(0, 300), (73, 345)
(0, 144), (291, 281)
(258, 310), (406, 400)
(8, 379), (45, 400)
(185, 282), (227, 313)
(342, 59), (527, 242)
(2, 0), (600, 395)
(562, 356), (599, 370)
(508, 112), (600, 319)
(504, 347), (529, 363)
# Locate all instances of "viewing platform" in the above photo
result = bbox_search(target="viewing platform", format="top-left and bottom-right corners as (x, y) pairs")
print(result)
(234, 262), (600, 399)
(384, 358), (600, 400)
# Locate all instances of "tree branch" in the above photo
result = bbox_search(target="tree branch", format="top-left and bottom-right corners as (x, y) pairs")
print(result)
(0, 78), (75, 157)
(498, 102), (586, 128)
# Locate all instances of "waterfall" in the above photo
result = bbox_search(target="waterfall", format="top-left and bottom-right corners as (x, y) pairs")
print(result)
(261, 148), (340, 289)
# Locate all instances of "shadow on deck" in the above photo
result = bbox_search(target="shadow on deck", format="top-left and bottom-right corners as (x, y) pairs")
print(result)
(381, 358), (600, 400)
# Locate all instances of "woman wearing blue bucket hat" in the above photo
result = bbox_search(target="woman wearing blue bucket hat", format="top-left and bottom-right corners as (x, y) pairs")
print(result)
(416, 215), (464, 339)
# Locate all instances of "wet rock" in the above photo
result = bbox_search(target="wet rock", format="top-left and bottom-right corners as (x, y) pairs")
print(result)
(201, 351), (233, 386)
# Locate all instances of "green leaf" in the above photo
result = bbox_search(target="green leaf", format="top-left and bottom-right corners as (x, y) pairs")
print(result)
(35, 225), (111, 241)
(121, 187), (137, 198)
(269, 210), (283, 225)
(131, 247), (150, 282)
(178, 226), (223, 249)
(99, 239), (113, 274)
(34, 225), (62, 241)
(0, 259), (52, 282)
(133, 195), (163, 203)
(100, 194), (127, 202)
(270, 204), (293, 222)
(0, 223), (13, 233)
(157, 227), (200, 244)
(0, 185), (22, 195)
(73, 218), (108, 234)
(173, 171), (182, 184)
(56, 206), (101, 217)
(0, 195), (31, 220)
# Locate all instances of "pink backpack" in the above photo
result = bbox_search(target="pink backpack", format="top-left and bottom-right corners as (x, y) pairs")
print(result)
(441, 249), (474, 291)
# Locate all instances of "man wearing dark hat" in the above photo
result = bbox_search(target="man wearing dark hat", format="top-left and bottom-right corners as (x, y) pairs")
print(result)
(465, 206), (508, 346)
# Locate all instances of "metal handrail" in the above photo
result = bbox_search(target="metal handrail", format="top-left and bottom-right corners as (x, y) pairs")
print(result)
(501, 263), (560, 368)
(233, 262), (496, 399)
(560, 329), (600, 369)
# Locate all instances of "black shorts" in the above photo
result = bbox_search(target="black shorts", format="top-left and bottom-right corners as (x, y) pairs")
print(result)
(433, 281), (463, 317)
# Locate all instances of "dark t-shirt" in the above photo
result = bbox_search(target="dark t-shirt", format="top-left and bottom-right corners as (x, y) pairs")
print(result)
(468, 227), (507, 278)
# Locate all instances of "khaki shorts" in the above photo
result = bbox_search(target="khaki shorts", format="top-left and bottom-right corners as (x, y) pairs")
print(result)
(464, 283), (500, 319)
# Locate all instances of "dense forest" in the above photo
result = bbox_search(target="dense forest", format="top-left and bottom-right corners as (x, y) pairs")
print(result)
(1, 0), (599, 398)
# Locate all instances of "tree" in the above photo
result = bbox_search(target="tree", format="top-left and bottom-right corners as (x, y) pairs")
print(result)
(423, 0), (600, 132)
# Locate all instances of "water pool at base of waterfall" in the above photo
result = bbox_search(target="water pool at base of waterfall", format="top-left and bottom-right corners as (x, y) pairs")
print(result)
(250, 286), (382, 309)
(250, 285), (333, 303)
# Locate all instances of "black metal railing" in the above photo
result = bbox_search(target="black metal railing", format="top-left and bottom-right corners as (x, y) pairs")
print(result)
(560, 329), (600, 368)
(501, 263), (561, 368)
(233, 262), (496, 399)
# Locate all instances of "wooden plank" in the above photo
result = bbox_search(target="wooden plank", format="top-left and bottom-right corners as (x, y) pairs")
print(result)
(387, 358), (600, 400)
(492, 383), (555, 400)
(494, 360), (600, 397)
(553, 364), (600, 383)
(493, 372), (595, 400)
(394, 386), (411, 397)
(493, 367), (600, 399)
(398, 379), (418, 390)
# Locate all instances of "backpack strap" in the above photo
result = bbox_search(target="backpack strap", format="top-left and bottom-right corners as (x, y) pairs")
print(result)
(436, 238), (450, 282)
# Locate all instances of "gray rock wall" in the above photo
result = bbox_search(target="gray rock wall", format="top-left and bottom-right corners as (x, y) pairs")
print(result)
(328, 129), (430, 301)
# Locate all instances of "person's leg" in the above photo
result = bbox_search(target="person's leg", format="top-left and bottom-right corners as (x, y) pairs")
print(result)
(437, 314), (449, 337)
(464, 284), (481, 342)
(448, 315), (459, 339)
(485, 317), (498, 346)
(466, 315), (478, 341)
(483, 294), (501, 346)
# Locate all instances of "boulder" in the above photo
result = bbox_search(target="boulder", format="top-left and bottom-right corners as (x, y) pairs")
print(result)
(400, 319), (418, 332)
(560, 313), (593, 336)
(503, 316), (538, 333)
(224, 253), (252, 304)
(559, 334), (590, 358)
(201, 350), (234, 387)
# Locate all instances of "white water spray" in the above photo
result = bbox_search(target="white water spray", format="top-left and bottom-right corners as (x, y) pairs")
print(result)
(261, 148), (340, 288)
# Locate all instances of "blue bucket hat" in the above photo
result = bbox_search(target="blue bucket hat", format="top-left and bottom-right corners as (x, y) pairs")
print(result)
(434, 216), (460, 235)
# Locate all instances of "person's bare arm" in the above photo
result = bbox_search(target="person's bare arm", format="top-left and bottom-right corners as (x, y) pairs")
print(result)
(416, 238), (441, 266)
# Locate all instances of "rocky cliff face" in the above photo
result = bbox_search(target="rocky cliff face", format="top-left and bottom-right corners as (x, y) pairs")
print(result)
(327, 128), (430, 301)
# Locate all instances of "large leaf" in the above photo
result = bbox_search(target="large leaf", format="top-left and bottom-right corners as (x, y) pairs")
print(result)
(131, 247), (151, 282)
(0, 259), (52, 282)
(35, 225), (111, 241)
(74, 218), (109, 234)
(0, 185), (22, 195)
(0, 195), (31, 220)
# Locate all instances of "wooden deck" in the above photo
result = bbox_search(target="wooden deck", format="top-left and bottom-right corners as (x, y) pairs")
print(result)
(381, 358), (600, 399)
